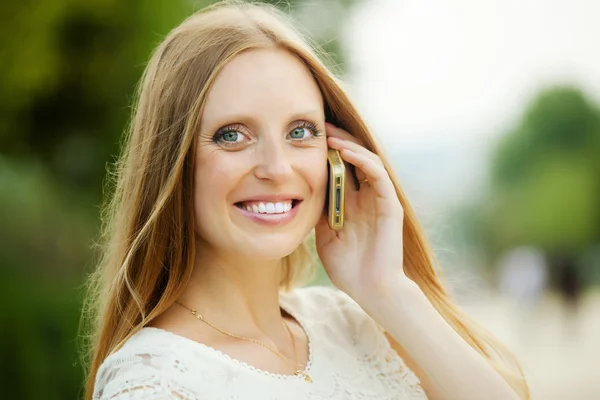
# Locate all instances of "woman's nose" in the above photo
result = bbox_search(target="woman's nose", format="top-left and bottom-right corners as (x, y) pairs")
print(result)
(253, 140), (294, 183)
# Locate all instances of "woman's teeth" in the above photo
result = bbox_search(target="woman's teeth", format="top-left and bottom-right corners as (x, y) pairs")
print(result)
(240, 201), (293, 214)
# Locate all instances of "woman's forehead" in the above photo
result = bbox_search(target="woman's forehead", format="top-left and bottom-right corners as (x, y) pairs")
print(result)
(200, 48), (324, 126)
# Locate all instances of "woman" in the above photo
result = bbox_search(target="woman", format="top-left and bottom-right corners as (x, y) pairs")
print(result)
(82, 1), (529, 399)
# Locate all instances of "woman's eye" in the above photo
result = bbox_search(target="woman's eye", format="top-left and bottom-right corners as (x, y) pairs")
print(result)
(221, 131), (240, 142)
(289, 127), (309, 139)
(213, 126), (248, 147)
(288, 121), (322, 141)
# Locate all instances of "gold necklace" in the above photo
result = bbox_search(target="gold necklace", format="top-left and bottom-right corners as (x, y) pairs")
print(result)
(175, 301), (312, 383)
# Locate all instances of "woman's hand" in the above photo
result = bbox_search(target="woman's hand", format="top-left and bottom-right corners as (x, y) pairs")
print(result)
(315, 125), (523, 400)
(315, 123), (411, 300)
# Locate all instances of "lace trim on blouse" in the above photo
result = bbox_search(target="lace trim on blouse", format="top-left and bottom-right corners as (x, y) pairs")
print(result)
(93, 285), (427, 399)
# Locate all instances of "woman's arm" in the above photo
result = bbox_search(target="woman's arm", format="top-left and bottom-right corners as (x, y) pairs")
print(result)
(317, 124), (522, 400)
(356, 278), (519, 400)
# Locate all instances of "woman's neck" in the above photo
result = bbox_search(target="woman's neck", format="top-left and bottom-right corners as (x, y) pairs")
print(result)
(177, 247), (289, 343)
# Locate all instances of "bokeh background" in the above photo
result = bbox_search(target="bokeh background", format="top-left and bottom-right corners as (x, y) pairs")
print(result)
(1, 0), (599, 399)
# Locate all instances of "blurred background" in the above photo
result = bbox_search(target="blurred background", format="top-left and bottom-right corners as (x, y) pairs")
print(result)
(1, 0), (599, 399)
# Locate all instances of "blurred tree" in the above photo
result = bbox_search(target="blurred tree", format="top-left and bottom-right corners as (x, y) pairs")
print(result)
(0, 0), (359, 398)
(491, 88), (600, 187)
(0, 0), (354, 197)
(483, 86), (600, 286)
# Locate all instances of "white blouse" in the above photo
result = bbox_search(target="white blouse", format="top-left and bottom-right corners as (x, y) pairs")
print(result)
(93, 285), (428, 399)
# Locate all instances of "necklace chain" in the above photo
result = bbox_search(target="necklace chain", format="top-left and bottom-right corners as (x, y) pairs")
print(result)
(175, 301), (312, 382)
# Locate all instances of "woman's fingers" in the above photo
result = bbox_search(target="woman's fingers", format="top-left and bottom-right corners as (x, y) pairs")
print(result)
(326, 123), (384, 189)
(327, 136), (382, 166)
(325, 122), (359, 142)
(326, 123), (383, 168)
(338, 148), (396, 200)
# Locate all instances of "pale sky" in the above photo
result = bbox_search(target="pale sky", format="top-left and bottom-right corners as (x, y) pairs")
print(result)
(344, 0), (600, 149)
(340, 0), (600, 210)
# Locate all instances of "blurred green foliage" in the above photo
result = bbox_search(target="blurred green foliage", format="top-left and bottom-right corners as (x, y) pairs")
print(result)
(0, 0), (356, 398)
(488, 87), (600, 250)
(483, 87), (600, 284)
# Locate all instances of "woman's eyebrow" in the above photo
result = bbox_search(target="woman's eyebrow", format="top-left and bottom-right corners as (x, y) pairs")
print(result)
(286, 109), (324, 121)
(202, 108), (324, 130)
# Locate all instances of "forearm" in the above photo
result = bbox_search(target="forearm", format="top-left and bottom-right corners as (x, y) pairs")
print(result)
(356, 279), (519, 400)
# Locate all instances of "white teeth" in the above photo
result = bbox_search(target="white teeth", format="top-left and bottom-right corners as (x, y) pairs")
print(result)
(241, 201), (294, 214)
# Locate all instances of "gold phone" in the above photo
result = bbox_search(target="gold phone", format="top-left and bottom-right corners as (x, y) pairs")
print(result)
(326, 148), (345, 230)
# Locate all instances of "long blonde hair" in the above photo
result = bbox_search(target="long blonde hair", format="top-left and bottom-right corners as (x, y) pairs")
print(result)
(81, 1), (529, 398)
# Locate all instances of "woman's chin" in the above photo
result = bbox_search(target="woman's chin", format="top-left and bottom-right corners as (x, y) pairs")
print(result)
(241, 239), (305, 261)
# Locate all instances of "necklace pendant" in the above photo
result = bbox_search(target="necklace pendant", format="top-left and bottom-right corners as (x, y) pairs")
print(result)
(294, 370), (312, 383)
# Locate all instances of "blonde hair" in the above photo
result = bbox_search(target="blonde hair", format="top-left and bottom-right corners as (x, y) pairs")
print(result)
(80, 1), (529, 398)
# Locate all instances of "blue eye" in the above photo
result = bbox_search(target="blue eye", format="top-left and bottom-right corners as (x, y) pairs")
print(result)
(221, 131), (239, 142)
(213, 124), (248, 147)
(288, 121), (322, 141)
(290, 127), (308, 139)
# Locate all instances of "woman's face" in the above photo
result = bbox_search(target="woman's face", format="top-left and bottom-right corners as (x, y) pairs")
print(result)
(194, 48), (328, 261)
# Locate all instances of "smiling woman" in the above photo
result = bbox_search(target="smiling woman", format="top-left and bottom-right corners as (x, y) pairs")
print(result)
(81, 1), (529, 399)
(193, 47), (328, 253)
(194, 48), (327, 256)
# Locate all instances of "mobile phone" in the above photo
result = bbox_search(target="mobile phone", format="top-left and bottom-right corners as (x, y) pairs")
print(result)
(326, 148), (345, 230)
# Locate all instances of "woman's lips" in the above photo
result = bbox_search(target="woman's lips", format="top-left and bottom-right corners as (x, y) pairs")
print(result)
(234, 200), (302, 226)
(238, 200), (294, 214)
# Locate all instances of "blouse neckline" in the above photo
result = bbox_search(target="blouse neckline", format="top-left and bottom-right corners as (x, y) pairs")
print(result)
(139, 291), (315, 382)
